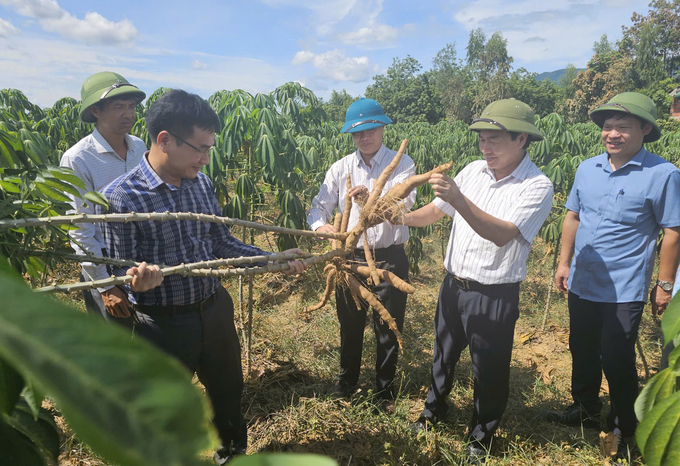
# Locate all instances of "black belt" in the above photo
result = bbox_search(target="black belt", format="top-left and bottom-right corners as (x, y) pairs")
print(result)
(451, 274), (518, 292)
(134, 292), (218, 315)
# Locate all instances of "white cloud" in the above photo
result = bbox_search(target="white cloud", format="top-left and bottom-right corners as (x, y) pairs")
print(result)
(338, 23), (399, 49)
(192, 59), (208, 70)
(453, 0), (651, 67)
(0, 17), (18, 37)
(292, 49), (376, 82)
(0, 0), (138, 45)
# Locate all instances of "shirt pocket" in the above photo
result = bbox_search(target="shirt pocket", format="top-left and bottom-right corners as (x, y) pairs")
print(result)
(611, 195), (647, 225)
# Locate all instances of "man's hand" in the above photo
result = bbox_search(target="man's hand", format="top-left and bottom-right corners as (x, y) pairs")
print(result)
(315, 224), (338, 241)
(348, 185), (369, 207)
(101, 287), (131, 318)
(651, 285), (672, 316)
(555, 263), (570, 293)
(429, 174), (462, 207)
(127, 261), (163, 292)
(280, 248), (308, 275)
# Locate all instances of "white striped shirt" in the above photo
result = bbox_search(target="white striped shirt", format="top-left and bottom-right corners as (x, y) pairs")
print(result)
(433, 155), (553, 284)
(307, 144), (416, 249)
(59, 128), (147, 282)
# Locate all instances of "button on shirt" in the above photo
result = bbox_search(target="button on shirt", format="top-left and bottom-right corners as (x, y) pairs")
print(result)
(307, 145), (416, 249)
(59, 128), (146, 282)
(100, 155), (268, 306)
(565, 148), (680, 303)
(433, 155), (553, 284)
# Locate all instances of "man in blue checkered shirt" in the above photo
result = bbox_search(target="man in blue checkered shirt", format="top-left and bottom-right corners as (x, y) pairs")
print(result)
(99, 89), (306, 465)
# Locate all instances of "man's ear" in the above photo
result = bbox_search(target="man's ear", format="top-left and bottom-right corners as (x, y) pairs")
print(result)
(642, 123), (653, 136)
(156, 131), (172, 151)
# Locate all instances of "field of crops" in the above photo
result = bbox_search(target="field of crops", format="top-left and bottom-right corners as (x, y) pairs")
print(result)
(1, 84), (680, 465)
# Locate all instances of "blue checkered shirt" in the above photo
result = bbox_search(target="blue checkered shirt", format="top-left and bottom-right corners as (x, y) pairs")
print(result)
(100, 154), (269, 306)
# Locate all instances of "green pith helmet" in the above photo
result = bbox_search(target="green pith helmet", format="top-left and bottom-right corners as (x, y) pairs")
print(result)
(468, 98), (544, 141)
(79, 71), (146, 123)
(589, 92), (660, 143)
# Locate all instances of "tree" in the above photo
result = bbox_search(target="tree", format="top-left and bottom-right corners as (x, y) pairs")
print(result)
(432, 43), (475, 122)
(593, 34), (614, 56)
(506, 68), (559, 116)
(365, 56), (444, 124)
(322, 90), (357, 123)
(633, 22), (667, 87)
(558, 63), (579, 101)
(621, 0), (680, 77)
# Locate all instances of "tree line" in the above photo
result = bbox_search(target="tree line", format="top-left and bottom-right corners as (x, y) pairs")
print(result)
(323, 0), (680, 126)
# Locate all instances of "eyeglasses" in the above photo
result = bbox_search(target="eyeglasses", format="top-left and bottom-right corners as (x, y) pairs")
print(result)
(100, 82), (140, 100)
(345, 119), (386, 133)
(167, 131), (214, 155)
(472, 118), (508, 131)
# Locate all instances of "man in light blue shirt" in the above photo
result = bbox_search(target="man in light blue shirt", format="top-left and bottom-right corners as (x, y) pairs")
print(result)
(548, 92), (680, 463)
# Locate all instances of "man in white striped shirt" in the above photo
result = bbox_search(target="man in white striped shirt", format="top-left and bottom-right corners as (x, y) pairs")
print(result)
(307, 98), (416, 411)
(60, 72), (147, 325)
(400, 99), (553, 464)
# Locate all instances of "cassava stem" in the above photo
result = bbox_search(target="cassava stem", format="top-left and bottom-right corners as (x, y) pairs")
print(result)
(347, 274), (403, 349)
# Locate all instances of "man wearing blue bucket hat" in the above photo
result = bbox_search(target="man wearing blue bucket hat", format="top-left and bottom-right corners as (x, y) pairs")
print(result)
(307, 98), (416, 412)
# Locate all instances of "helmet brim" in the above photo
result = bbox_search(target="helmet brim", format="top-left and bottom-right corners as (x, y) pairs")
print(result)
(341, 115), (392, 134)
(79, 86), (146, 123)
(589, 104), (661, 143)
(469, 117), (544, 141)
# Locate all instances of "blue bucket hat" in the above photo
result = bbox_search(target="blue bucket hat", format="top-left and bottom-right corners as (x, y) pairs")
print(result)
(341, 98), (392, 134)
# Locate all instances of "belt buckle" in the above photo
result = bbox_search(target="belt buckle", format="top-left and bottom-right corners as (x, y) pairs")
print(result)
(454, 276), (470, 291)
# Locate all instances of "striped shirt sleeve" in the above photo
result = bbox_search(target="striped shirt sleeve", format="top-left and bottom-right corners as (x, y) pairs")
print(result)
(502, 179), (554, 243)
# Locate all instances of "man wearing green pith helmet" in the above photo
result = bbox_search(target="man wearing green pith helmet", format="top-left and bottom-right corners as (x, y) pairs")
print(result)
(548, 92), (680, 464)
(397, 99), (553, 464)
(307, 98), (416, 413)
(60, 72), (148, 325)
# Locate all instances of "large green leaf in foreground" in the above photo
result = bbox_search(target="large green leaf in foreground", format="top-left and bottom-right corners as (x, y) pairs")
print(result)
(637, 390), (680, 466)
(0, 262), (212, 466)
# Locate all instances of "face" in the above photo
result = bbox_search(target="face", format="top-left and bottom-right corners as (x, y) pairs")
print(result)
(351, 126), (384, 157)
(601, 115), (651, 159)
(159, 126), (215, 180)
(477, 130), (527, 175)
(90, 97), (138, 135)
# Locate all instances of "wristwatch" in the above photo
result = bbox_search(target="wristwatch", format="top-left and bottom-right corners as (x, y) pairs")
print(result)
(657, 280), (674, 292)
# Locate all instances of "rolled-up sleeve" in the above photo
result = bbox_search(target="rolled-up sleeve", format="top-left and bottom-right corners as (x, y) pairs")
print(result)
(653, 169), (680, 228)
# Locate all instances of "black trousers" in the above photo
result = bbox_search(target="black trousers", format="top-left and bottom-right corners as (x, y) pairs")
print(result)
(79, 273), (133, 329)
(335, 244), (409, 399)
(421, 274), (520, 445)
(568, 291), (644, 437)
(133, 287), (247, 452)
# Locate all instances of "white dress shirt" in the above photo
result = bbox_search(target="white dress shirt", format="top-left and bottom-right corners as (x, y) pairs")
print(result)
(59, 128), (147, 283)
(307, 144), (416, 249)
(433, 155), (553, 284)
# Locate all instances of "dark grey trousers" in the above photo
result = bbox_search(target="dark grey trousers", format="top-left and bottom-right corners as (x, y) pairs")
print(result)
(132, 287), (247, 452)
(421, 273), (520, 445)
(335, 244), (409, 399)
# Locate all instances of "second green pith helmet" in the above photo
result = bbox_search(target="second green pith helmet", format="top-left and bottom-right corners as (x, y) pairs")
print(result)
(589, 92), (660, 143)
(79, 71), (146, 123)
(469, 98), (544, 141)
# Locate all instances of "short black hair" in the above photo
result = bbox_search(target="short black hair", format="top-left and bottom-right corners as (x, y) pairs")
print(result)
(596, 110), (647, 129)
(145, 89), (220, 143)
(509, 132), (531, 150)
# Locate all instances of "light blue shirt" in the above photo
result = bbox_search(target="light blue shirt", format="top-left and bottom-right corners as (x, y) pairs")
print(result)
(566, 148), (680, 303)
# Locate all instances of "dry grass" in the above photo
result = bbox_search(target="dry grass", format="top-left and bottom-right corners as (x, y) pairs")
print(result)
(48, 230), (658, 465)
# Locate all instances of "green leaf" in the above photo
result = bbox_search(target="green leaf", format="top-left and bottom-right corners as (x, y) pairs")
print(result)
(637, 390), (680, 466)
(35, 182), (70, 203)
(0, 417), (46, 466)
(8, 400), (60, 463)
(662, 293), (680, 348)
(0, 258), (212, 466)
(230, 453), (338, 466)
(47, 168), (85, 190)
(22, 379), (45, 420)
(0, 357), (24, 415)
(83, 191), (110, 209)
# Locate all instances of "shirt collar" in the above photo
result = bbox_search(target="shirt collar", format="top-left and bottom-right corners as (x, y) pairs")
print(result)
(139, 153), (166, 190)
(91, 127), (135, 157)
(481, 152), (532, 181)
(354, 144), (387, 169)
(595, 147), (648, 173)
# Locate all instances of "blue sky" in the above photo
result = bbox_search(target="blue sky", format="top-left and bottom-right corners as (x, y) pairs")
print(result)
(0, 0), (651, 107)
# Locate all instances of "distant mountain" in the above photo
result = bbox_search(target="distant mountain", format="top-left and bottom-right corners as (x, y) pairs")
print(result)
(536, 68), (585, 83)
